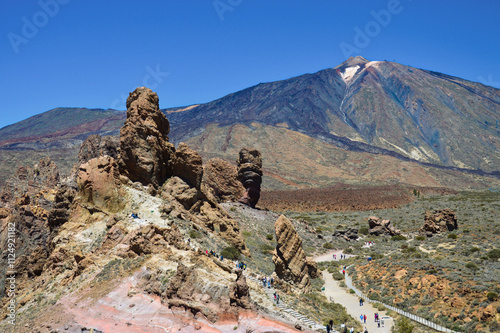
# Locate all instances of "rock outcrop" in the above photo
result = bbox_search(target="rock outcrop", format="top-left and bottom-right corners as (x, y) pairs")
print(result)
(78, 134), (119, 165)
(237, 148), (262, 208)
(4, 157), (60, 199)
(118, 87), (175, 187)
(47, 184), (76, 229)
(77, 156), (125, 213)
(368, 216), (401, 236)
(172, 143), (203, 190)
(273, 215), (317, 293)
(333, 227), (359, 241)
(420, 209), (458, 235)
(202, 158), (245, 203)
(229, 269), (252, 309)
(163, 263), (232, 322)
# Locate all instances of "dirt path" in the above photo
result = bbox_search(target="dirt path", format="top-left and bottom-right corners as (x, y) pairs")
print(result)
(315, 251), (393, 333)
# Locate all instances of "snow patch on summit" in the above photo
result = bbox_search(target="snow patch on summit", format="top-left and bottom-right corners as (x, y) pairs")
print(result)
(340, 65), (360, 83)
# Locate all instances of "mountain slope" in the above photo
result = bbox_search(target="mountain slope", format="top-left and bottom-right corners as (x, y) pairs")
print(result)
(166, 56), (500, 171)
(1, 57), (499, 188)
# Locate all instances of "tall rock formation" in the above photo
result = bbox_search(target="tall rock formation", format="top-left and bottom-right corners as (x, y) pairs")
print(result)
(273, 215), (318, 293)
(237, 148), (262, 208)
(118, 87), (175, 187)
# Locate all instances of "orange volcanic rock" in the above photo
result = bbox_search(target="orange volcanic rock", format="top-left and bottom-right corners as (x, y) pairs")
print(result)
(78, 155), (125, 213)
(118, 87), (175, 187)
(273, 215), (318, 292)
(202, 158), (245, 203)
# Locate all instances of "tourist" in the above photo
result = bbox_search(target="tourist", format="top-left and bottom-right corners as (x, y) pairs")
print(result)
(349, 327), (354, 333)
(364, 327), (368, 333)
(363, 314), (366, 323)
(360, 314), (363, 322)
(326, 323), (331, 333)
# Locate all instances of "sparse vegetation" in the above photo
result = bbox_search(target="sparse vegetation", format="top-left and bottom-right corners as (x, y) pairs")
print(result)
(392, 316), (414, 333)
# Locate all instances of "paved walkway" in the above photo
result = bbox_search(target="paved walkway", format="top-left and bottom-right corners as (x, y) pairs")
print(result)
(315, 251), (393, 333)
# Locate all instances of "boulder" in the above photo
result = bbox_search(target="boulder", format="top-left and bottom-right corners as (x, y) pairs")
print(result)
(368, 216), (401, 236)
(78, 156), (125, 213)
(161, 176), (200, 210)
(420, 209), (458, 234)
(202, 158), (245, 203)
(273, 215), (311, 292)
(237, 148), (262, 208)
(118, 87), (175, 187)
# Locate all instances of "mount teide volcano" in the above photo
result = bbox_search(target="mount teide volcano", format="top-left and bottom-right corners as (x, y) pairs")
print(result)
(1, 57), (499, 188)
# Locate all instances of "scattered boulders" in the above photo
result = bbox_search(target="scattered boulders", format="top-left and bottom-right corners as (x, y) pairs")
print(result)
(237, 148), (262, 208)
(420, 209), (458, 235)
(333, 227), (359, 241)
(368, 216), (401, 236)
(273, 215), (318, 293)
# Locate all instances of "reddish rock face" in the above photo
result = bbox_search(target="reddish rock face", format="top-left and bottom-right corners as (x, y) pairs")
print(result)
(237, 148), (262, 208)
(118, 87), (175, 187)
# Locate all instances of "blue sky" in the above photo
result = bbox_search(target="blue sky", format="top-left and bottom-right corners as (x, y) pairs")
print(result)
(1, 0), (499, 129)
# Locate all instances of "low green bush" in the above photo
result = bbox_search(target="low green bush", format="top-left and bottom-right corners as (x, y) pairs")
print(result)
(487, 292), (498, 301)
(266, 234), (273, 240)
(391, 235), (407, 241)
(189, 230), (201, 239)
(221, 246), (241, 260)
(323, 242), (334, 249)
(448, 233), (458, 239)
(465, 262), (479, 271)
(331, 271), (345, 281)
(359, 227), (369, 235)
(487, 249), (500, 260)
(415, 235), (425, 241)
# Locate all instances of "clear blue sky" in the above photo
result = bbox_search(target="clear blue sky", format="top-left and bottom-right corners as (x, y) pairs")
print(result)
(1, 0), (499, 129)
